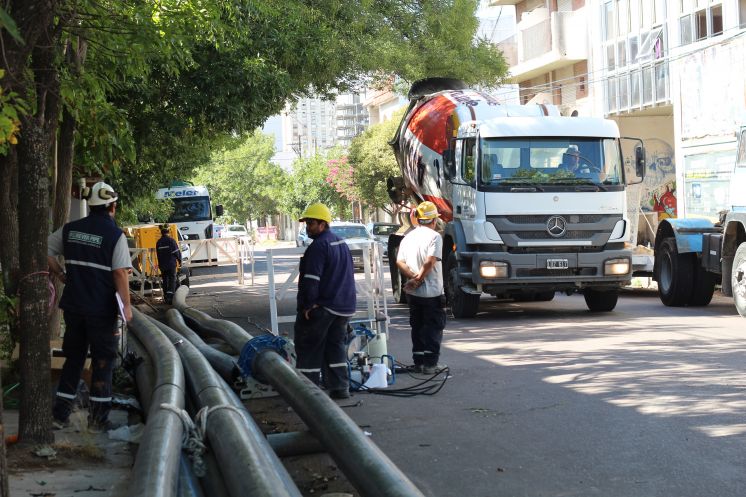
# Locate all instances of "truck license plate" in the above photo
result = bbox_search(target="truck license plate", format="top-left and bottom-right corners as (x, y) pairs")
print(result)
(546, 259), (569, 269)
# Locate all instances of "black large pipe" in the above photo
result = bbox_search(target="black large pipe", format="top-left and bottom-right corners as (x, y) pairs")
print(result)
(172, 286), (425, 497)
(147, 315), (302, 497)
(163, 309), (239, 382)
(162, 309), (324, 457)
(129, 331), (205, 497)
(128, 310), (186, 497)
(127, 333), (155, 415)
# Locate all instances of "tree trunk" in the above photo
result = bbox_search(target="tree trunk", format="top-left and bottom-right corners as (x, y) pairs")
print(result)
(17, 118), (55, 444)
(48, 107), (76, 340)
(0, 151), (19, 304)
(15, 6), (63, 444)
(0, 370), (8, 497)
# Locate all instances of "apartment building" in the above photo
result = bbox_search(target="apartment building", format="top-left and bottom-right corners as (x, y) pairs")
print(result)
(493, 0), (746, 244)
(494, 0), (592, 115)
(335, 93), (370, 148)
(281, 97), (337, 158)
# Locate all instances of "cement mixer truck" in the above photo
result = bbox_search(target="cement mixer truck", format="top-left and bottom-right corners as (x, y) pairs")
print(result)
(387, 78), (646, 317)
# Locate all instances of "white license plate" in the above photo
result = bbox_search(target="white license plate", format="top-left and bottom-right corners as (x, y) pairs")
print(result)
(546, 259), (569, 269)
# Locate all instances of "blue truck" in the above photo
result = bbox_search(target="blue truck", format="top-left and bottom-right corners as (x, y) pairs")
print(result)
(653, 126), (746, 316)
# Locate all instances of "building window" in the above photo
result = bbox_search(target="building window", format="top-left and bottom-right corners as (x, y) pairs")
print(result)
(606, 43), (616, 70)
(630, 69), (641, 107)
(603, 1), (615, 40)
(712, 4), (723, 34)
(679, 3), (722, 45)
(619, 73), (630, 109)
(695, 9), (707, 40)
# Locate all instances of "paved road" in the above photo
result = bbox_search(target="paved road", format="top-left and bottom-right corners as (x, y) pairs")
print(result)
(189, 251), (746, 497)
(355, 289), (746, 497)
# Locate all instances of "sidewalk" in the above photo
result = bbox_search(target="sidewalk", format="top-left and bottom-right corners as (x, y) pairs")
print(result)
(7, 409), (132, 497)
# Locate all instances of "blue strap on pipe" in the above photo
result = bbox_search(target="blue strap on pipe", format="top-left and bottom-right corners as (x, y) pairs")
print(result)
(238, 335), (289, 379)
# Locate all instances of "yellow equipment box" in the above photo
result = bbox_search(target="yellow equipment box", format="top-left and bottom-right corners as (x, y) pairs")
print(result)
(123, 224), (179, 277)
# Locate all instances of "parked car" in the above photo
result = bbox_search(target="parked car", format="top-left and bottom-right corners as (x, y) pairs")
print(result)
(365, 222), (401, 258)
(222, 224), (249, 238)
(330, 221), (375, 269)
(296, 225), (312, 247)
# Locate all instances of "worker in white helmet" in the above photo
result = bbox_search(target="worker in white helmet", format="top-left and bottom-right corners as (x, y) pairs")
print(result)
(47, 181), (132, 433)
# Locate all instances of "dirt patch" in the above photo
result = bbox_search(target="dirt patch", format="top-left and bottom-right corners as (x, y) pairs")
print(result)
(245, 396), (358, 496)
(7, 441), (105, 473)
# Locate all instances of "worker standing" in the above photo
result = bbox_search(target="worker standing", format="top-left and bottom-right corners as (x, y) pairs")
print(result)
(156, 226), (182, 305)
(47, 181), (132, 433)
(294, 203), (356, 399)
(396, 201), (447, 374)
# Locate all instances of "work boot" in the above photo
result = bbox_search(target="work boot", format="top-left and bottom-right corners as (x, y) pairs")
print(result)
(422, 364), (448, 375)
(329, 389), (351, 400)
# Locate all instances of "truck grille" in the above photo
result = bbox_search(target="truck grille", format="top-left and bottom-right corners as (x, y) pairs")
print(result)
(516, 267), (597, 277)
(488, 214), (622, 248)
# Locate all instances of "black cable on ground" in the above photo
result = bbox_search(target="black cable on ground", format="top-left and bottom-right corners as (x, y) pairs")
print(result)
(350, 360), (451, 398)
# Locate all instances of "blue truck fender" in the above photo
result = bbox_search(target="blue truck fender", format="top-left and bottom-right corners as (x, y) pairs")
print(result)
(656, 218), (718, 254)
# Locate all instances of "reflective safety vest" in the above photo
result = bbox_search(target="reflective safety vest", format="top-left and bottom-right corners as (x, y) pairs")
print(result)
(60, 211), (123, 316)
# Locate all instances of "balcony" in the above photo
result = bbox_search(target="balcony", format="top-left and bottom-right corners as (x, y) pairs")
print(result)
(503, 9), (588, 83)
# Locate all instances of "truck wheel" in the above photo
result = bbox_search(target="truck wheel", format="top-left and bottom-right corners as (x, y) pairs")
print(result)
(688, 263), (717, 306)
(655, 237), (694, 307)
(584, 288), (618, 312)
(445, 253), (479, 318)
(732, 242), (746, 317)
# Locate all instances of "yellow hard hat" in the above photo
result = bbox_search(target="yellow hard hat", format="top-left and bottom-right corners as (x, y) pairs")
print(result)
(416, 201), (439, 220)
(300, 203), (332, 224)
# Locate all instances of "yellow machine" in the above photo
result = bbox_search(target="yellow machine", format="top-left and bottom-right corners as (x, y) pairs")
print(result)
(123, 223), (180, 277)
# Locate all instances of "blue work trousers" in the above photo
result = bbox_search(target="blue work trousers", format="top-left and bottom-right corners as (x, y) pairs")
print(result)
(294, 308), (350, 392)
(53, 311), (119, 423)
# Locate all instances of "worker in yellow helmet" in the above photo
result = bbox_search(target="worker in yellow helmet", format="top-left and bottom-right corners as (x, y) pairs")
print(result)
(395, 201), (447, 375)
(295, 203), (356, 399)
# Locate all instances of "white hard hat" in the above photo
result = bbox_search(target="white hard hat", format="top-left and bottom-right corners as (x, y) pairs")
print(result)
(85, 181), (118, 206)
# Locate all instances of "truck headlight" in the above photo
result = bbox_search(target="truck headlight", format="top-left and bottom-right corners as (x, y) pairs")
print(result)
(480, 261), (508, 279)
(604, 258), (630, 275)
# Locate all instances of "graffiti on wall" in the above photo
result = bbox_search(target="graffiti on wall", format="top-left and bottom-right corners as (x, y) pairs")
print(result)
(640, 138), (677, 219)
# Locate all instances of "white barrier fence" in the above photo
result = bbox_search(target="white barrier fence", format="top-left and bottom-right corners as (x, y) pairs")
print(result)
(265, 240), (389, 339)
(129, 237), (255, 298)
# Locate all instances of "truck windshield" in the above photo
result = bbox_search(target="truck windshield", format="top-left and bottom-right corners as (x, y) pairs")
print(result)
(478, 137), (624, 190)
(168, 197), (211, 222)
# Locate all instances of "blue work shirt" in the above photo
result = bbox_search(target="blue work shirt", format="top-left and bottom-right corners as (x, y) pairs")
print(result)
(298, 229), (356, 316)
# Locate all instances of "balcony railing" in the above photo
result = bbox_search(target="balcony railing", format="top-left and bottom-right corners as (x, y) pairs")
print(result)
(503, 9), (588, 82)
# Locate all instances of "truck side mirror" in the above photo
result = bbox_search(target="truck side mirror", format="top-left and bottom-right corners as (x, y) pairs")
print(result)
(215, 204), (224, 217)
(442, 149), (455, 179)
(387, 177), (406, 204)
(635, 146), (646, 179)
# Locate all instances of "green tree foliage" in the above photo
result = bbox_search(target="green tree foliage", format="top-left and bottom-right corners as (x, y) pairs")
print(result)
(281, 148), (351, 221)
(347, 110), (405, 214)
(193, 131), (287, 224)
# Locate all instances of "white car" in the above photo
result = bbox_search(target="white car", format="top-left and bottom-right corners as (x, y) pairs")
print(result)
(330, 222), (375, 268)
(222, 224), (249, 238)
(366, 222), (400, 258)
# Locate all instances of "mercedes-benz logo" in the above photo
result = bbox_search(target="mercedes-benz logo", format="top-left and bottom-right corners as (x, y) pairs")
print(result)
(546, 216), (567, 238)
